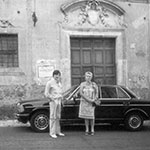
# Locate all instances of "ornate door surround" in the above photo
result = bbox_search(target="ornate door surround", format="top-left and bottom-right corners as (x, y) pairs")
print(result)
(59, 0), (127, 89)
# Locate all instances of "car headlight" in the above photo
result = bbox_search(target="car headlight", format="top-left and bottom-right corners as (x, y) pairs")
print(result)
(16, 103), (24, 113)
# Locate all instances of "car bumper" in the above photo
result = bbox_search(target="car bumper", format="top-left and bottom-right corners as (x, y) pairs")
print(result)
(15, 113), (30, 124)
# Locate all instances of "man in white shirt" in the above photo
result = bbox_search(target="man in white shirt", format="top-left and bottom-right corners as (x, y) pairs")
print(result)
(45, 70), (65, 138)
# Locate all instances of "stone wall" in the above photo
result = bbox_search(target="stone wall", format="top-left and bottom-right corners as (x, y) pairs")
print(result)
(0, 0), (149, 107)
(0, 83), (45, 106)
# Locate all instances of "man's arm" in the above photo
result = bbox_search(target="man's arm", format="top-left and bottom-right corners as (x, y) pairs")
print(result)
(45, 81), (53, 101)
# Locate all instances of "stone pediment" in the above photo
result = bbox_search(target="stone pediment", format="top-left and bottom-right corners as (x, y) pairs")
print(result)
(60, 0), (127, 28)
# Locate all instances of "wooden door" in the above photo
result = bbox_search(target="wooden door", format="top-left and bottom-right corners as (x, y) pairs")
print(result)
(71, 37), (116, 85)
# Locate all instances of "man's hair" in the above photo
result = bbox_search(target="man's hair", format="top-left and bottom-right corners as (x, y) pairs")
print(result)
(52, 70), (61, 76)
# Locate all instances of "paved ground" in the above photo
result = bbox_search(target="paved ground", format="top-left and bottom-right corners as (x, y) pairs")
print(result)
(0, 121), (150, 150)
(1, 120), (150, 127)
(0, 120), (30, 127)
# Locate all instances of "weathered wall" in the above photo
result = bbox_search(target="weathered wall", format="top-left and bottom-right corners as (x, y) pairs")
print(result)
(0, 0), (149, 106)
(119, 2), (150, 98)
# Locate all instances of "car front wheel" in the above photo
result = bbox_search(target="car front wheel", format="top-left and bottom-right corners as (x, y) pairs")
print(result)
(125, 113), (143, 131)
(30, 111), (49, 132)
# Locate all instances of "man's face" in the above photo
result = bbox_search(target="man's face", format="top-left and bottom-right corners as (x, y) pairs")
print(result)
(53, 74), (61, 83)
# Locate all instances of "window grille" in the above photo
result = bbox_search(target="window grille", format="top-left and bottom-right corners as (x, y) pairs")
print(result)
(0, 34), (18, 67)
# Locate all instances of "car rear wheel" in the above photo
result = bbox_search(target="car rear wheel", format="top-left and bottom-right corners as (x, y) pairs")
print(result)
(30, 111), (49, 132)
(125, 113), (143, 131)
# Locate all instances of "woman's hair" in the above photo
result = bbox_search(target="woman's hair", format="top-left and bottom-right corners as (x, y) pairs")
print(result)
(85, 71), (93, 77)
(52, 70), (61, 76)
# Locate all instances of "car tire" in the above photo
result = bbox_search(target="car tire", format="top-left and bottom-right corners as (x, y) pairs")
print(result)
(125, 113), (143, 131)
(30, 110), (49, 132)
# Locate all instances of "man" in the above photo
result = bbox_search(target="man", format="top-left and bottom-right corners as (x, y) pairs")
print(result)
(45, 70), (65, 138)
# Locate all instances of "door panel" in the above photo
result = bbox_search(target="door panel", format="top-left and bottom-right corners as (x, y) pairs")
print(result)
(83, 50), (91, 64)
(95, 50), (103, 64)
(72, 50), (81, 64)
(95, 86), (130, 121)
(71, 37), (116, 85)
(105, 50), (114, 64)
(95, 100), (124, 119)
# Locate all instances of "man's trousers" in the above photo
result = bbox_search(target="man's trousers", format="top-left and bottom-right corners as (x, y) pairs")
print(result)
(49, 100), (61, 136)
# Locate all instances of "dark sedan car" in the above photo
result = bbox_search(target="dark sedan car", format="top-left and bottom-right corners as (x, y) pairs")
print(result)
(16, 85), (150, 132)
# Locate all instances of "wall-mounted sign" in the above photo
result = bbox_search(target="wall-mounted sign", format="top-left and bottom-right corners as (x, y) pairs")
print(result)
(35, 59), (56, 85)
(38, 65), (55, 78)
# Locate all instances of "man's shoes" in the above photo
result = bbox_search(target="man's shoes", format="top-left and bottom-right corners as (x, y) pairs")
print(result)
(50, 134), (57, 139)
(57, 133), (65, 137)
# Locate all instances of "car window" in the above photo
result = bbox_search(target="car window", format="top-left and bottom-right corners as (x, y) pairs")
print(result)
(117, 87), (129, 98)
(101, 87), (117, 98)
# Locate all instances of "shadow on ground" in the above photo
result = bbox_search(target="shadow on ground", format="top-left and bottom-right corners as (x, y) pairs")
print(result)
(13, 122), (150, 133)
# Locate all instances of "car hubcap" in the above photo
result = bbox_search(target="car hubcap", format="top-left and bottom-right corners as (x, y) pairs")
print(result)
(129, 116), (141, 129)
(34, 114), (48, 130)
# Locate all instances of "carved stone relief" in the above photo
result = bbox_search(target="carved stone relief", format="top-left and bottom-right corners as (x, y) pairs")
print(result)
(0, 20), (14, 28)
(62, 0), (127, 28)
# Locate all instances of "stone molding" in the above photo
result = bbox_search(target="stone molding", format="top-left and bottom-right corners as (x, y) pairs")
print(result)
(60, 0), (127, 28)
(61, 0), (125, 16)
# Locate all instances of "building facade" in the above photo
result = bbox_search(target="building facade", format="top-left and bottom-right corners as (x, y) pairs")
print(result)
(0, 0), (150, 105)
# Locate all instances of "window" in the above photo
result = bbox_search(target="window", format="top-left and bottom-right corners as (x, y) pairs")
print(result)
(101, 86), (117, 98)
(0, 34), (18, 67)
(117, 87), (129, 98)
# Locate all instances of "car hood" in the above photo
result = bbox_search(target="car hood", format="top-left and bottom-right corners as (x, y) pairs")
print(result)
(18, 98), (48, 106)
(17, 85), (79, 105)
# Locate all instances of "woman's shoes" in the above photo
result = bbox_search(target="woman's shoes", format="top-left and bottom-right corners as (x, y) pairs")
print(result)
(85, 131), (95, 136)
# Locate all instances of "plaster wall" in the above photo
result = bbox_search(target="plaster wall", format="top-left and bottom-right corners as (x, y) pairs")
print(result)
(32, 0), (150, 98)
(0, 0), (149, 105)
(118, 2), (150, 98)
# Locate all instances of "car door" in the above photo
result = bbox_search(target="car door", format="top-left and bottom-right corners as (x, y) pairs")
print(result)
(95, 86), (130, 122)
(61, 87), (82, 124)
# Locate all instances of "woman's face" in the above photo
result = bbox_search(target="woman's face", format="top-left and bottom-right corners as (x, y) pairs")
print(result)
(85, 74), (92, 82)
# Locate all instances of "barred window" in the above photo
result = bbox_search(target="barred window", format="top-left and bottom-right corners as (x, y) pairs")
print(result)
(0, 34), (18, 67)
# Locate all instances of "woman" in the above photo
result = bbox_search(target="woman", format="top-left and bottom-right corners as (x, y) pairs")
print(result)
(79, 71), (98, 135)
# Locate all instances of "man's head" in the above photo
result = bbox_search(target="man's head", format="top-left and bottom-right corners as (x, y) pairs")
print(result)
(52, 70), (61, 83)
